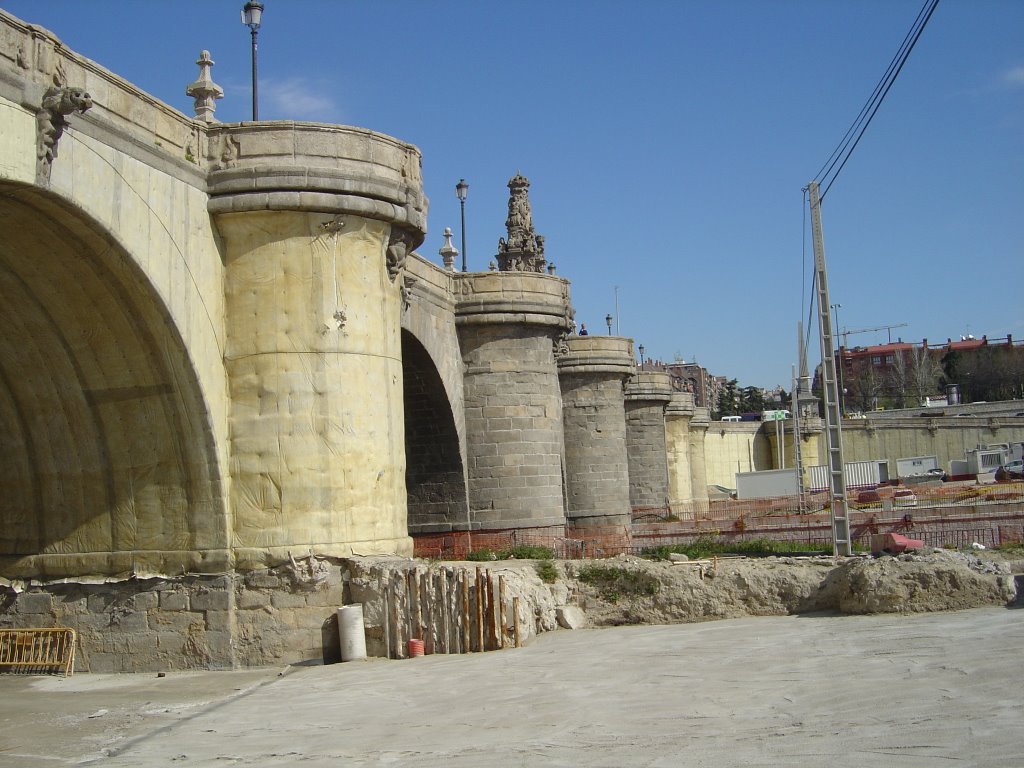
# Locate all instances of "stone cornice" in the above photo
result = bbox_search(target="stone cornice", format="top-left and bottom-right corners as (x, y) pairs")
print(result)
(454, 272), (572, 329)
(624, 371), (673, 403)
(665, 392), (696, 418)
(205, 122), (426, 244)
(557, 336), (636, 377)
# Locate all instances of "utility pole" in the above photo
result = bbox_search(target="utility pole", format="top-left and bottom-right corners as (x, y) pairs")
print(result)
(808, 181), (851, 556)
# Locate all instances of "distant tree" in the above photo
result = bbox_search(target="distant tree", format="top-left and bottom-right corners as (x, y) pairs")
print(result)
(739, 385), (767, 414)
(847, 363), (883, 413)
(885, 351), (909, 409)
(908, 347), (942, 404)
(714, 378), (739, 419)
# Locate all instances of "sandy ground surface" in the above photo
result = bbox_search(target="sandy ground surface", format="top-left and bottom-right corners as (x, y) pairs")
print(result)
(1, 606), (1022, 767)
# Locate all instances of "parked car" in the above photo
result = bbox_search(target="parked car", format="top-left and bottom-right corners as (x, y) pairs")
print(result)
(855, 489), (882, 507)
(893, 488), (918, 508)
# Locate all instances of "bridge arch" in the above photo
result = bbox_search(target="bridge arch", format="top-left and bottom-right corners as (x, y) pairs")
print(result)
(401, 329), (469, 533)
(0, 182), (227, 578)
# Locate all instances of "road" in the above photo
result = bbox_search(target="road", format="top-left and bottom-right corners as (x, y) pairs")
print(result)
(1, 607), (1022, 767)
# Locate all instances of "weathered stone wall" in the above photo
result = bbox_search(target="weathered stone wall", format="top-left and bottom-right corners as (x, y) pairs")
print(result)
(216, 210), (412, 567)
(625, 372), (673, 511)
(837, 416), (1024, 476)
(702, 421), (774, 489)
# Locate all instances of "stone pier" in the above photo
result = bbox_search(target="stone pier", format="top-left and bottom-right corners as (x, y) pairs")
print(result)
(208, 122), (427, 569)
(624, 371), (674, 514)
(688, 407), (712, 503)
(665, 392), (696, 508)
(558, 335), (636, 535)
(455, 272), (572, 530)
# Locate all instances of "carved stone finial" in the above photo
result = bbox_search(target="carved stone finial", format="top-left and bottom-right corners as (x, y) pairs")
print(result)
(186, 50), (224, 123)
(496, 172), (547, 273)
(438, 226), (459, 271)
(36, 86), (93, 180)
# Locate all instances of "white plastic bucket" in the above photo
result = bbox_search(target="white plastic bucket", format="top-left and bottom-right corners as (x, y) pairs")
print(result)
(337, 604), (367, 661)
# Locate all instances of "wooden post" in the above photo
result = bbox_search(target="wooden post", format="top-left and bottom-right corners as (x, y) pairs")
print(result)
(389, 571), (403, 658)
(497, 575), (506, 650)
(461, 569), (470, 653)
(475, 567), (485, 652)
(484, 571), (496, 651)
(382, 581), (391, 659)
(512, 596), (522, 648)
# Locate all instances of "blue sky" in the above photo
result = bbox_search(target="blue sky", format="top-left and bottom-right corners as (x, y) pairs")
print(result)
(3, 1), (1021, 390)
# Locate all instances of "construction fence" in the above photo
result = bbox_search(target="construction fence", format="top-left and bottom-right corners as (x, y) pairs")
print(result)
(412, 482), (1024, 560)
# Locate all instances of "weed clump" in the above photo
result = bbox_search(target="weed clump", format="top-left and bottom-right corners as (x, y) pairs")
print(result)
(535, 560), (558, 584)
(575, 564), (659, 603)
(466, 545), (554, 562)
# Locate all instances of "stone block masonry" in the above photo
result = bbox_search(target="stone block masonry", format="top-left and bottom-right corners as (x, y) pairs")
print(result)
(625, 371), (674, 513)
(455, 272), (573, 530)
(558, 336), (636, 533)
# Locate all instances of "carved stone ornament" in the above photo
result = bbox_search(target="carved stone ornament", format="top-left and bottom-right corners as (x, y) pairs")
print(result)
(386, 228), (414, 282)
(36, 86), (93, 178)
(496, 173), (547, 273)
(553, 330), (570, 357)
(401, 276), (418, 311)
(185, 50), (224, 123)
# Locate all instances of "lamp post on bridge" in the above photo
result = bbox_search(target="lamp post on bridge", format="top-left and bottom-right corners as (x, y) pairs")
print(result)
(638, 344), (645, 371)
(605, 314), (613, 335)
(455, 179), (468, 272)
(241, 1), (264, 121)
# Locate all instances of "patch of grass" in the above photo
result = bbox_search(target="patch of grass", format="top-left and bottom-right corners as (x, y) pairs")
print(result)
(641, 536), (828, 561)
(575, 564), (659, 603)
(535, 560), (558, 584)
(995, 542), (1024, 555)
(465, 545), (554, 562)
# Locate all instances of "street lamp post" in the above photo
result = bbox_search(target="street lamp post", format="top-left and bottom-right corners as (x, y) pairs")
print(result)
(241, 2), (264, 121)
(638, 344), (645, 370)
(455, 179), (468, 272)
(605, 314), (613, 335)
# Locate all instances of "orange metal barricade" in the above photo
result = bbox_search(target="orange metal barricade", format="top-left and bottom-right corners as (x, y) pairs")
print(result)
(0, 627), (76, 676)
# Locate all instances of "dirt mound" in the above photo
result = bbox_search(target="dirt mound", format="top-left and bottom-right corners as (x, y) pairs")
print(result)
(555, 550), (1016, 628)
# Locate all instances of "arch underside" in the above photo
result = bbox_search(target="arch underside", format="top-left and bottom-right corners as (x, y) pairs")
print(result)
(401, 330), (468, 533)
(0, 184), (224, 578)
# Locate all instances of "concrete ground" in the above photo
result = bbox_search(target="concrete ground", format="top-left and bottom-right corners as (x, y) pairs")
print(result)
(1, 607), (1021, 767)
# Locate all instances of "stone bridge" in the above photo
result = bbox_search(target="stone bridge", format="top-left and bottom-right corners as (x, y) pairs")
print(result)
(0, 11), (708, 668)
(1, 11), (1021, 671)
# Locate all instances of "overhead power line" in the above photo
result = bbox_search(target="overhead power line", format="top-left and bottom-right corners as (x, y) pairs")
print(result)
(815, 0), (940, 201)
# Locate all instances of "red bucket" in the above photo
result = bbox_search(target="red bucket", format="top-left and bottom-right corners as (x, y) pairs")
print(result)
(407, 638), (425, 658)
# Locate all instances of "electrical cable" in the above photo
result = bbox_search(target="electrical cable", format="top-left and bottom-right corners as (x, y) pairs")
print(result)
(814, 0), (933, 186)
(816, 0), (940, 201)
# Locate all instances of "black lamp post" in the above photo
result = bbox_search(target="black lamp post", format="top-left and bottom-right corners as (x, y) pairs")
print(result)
(455, 179), (468, 272)
(242, 1), (264, 121)
(638, 344), (645, 370)
(605, 314), (613, 335)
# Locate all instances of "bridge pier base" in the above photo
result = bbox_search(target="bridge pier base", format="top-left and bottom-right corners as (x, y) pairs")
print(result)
(216, 210), (412, 567)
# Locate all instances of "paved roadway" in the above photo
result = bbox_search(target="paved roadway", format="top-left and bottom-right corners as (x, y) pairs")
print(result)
(1, 607), (1022, 767)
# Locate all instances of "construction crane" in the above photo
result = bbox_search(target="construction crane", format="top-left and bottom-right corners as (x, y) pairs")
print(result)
(840, 323), (909, 348)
